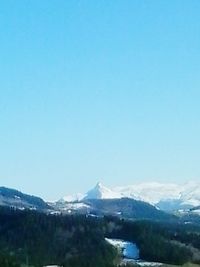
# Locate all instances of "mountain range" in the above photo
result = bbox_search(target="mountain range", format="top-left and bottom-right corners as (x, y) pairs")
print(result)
(0, 181), (200, 221)
(59, 181), (200, 212)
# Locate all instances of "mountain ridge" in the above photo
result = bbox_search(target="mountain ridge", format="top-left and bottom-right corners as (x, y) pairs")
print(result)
(61, 181), (200, 211)
(0, 181), (200, 215)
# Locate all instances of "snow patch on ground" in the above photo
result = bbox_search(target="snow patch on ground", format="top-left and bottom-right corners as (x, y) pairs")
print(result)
(124, 259), (162, 266)
(105, 238), (139, 259)
(106, 238), (163, 266)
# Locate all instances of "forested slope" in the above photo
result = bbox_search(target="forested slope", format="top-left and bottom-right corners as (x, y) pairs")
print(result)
(0, 207), (200, 267)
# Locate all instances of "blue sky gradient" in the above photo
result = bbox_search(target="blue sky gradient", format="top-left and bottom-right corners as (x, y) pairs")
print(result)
(0, 0), (200, 199)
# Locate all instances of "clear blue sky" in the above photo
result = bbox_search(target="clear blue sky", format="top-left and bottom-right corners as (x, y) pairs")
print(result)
(0, 0), (200, 200)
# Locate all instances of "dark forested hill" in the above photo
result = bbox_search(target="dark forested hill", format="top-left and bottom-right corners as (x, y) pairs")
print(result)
(0, 187), (50, 211)
(0, 207), (116, 267)
(83, 198), (175, 221)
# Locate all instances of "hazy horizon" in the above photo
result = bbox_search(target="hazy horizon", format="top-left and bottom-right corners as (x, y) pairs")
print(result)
(1, 1), (200, 200)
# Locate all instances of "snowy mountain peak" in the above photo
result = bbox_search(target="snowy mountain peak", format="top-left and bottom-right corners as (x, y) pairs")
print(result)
(95, 182), (104, 189)
(84, 182), (122, 200)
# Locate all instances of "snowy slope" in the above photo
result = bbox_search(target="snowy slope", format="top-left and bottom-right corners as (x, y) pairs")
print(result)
(84, 182), (122, 200)
(115, 181), (200, 210)
(114, 182), (182, 204)
(179, 181), (200, 207)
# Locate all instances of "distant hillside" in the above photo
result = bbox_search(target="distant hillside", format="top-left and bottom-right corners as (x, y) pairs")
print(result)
(83, 198), (175, 221)
(0, 187), (50, 211)
(54, 197), (176, 221)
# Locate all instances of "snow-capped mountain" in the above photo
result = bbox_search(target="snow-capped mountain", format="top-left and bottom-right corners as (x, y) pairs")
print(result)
(114, 182), (181, 204)
(60, 181), (200, 212)
(84, 182), (122, 200)
(57, 182), (122, 203)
